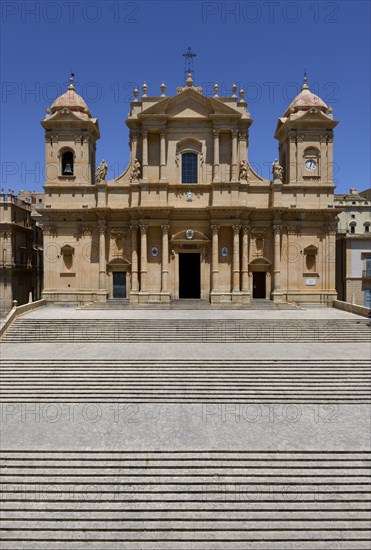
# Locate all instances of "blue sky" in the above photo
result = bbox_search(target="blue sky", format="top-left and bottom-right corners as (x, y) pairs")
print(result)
(1, 0), (370, 194)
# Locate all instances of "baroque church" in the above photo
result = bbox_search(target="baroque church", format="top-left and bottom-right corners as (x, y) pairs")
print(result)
(38, 69), (339, 305)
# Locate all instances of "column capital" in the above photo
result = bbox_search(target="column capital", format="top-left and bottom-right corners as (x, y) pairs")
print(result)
(213, 128), (220, 137)
(238, 130), (247, 141)
(159, 129), (166, 137)
(273, 224), (282, 235)
(161, 224), (169, 233)
(142, 129), (149, 138)
(211, 224), (220, 234)
(241, 225), (250, 235)
(130, 223), (139, 231)
(130, 130), (139, 142)
(231, 129), (239, 138)
(233, 224), (241, 234)
(286, 224), (300, 236)
(98, 221), (106, 234)
(139, 224), (148, 234)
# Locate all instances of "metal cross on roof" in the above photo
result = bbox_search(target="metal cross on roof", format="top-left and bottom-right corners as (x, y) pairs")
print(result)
(183, 47), (197, 79)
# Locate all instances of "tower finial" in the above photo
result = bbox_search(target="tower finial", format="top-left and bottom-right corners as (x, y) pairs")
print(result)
(302, 70), (309, 90)
(182, 47), (197, 81)
(69, 71), (75, 89)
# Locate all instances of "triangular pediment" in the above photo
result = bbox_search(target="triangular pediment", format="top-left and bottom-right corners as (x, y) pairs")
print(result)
(294, 109), (335, 123)
(43, 109), (86, 122)
(107, 257), (131, 266)
(168, 95), (212, 118)
(140, 88), (242, 119)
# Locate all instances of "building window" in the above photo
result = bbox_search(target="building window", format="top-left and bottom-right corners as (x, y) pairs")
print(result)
(364, 289), (371, 309)
(350, 225), (355, 234)
(61, 151), (74, 176)
(182, 153), (198, 184)
(351, 214), (355, 219)
(365, 224), (370, 234)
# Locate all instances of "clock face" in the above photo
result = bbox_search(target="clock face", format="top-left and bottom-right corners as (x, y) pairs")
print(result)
(305, 159), (316, 171)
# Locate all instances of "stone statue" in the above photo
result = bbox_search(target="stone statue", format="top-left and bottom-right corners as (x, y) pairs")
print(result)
(129, 158), (141, 182)
(96, 160), (108, 183)
(239, 160), (248, 181)
(272, 158), (284, 181)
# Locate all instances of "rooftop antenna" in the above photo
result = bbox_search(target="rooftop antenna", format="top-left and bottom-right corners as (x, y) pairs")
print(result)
(183, 47), (197, 81)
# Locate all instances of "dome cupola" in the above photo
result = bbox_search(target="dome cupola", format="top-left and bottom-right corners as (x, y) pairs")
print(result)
(284, 75), (328, 117)
(49, 74), (92, 118)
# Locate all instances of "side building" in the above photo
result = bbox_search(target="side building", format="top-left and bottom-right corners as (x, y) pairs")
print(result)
(37, 73), (339, 306)
(335, 188), (371, 308)
(0, 189), (44, 317)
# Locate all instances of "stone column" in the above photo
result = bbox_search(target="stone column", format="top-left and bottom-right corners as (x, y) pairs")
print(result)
(232, 225), (241, 292)
(159, 130), (166, 181)
(241, 225), (249, 292)
(139, 224), (148, 291)
(213, 129), (220, 182)
(3, 231), (12, 265)
(211, 224), (219, 292)
(272, 224), (282, 300)
(231, 130), (238, 182)
(130, 225), (139, 292)
(98, 221), (107, 290)
(130, 131), (138, 164)
(142, 130), (148, 182)
(238, 130), (248, 163)
(0, 231), (4, 265)
(161, 224), (169, 292)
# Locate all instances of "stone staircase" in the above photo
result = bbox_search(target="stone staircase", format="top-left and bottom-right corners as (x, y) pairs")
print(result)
(1, 450), (370, 549)
(2, 310), (370, 549)
(81, 299), (301, 310)
(2, 317), (369, 343)
(1, 359), (370, 404)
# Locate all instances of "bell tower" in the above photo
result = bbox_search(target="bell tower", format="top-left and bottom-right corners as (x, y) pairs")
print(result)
(41, 74), (100, 194)
(274, 75), (338, 185)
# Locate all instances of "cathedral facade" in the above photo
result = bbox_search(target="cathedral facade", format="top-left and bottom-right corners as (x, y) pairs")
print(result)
(39, 72), (339, 305)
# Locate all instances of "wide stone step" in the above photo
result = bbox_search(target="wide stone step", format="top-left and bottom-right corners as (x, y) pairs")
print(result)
(1, 359), (370, 403)
(1, 450), (370, 549)
(2, 318), (369, 342)
(80, 299), (300, 310)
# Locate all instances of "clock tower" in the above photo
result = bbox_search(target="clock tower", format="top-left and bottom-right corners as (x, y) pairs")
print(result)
(274, 75), (338, 186)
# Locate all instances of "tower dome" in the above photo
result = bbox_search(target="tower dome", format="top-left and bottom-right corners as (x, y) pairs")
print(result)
(284, 75), (328, 116)
(50, 74), (92, 118)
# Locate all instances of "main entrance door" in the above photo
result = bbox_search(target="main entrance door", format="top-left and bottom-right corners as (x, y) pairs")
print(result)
(113, 272), (126, 298)
(179, 253), (201, 299)
(253, 271), (266, 298)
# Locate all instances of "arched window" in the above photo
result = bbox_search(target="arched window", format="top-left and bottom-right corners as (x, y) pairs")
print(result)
(61, 151), (74, 176)
(182, 152), (198, 183)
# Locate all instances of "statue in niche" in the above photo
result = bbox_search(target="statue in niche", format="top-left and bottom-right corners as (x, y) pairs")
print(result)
(129, 158), (141, 182)
(96, 159), (108, 183)
(239, 160), (248, 181)
(272, 158), (284, 181)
